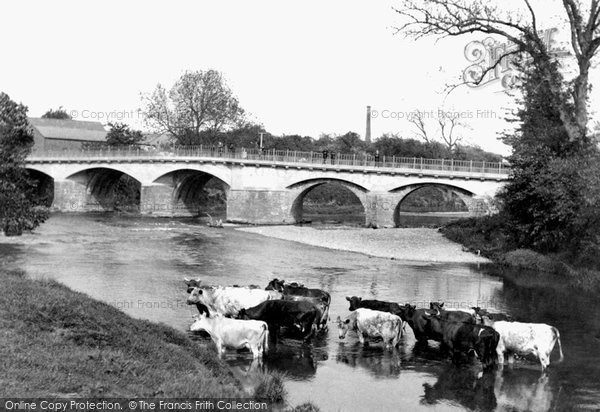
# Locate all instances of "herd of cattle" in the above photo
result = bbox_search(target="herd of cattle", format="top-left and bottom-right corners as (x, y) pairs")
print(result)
(184, 278), (564, 372)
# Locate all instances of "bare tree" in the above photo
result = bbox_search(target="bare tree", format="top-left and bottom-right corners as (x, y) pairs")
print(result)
(408, 110), (432, 143)
(438, 115), (464, 152)
(395, 0), (600, 145)
(142, 70), (245, 144)
(408, 109), (465, 151)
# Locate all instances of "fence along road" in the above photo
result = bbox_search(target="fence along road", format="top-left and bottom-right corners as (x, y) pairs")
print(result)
(28, 146), (510, 180)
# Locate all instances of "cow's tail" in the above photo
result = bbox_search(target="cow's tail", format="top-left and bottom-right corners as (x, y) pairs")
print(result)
(261, 323), (269, 355)
(553, 327), (564, 363)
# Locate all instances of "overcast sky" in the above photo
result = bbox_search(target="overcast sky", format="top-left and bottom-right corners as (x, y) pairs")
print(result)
(1, 0), (597, 156)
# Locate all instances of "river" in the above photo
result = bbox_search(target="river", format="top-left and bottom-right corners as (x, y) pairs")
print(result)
(1, 214), (599, 411)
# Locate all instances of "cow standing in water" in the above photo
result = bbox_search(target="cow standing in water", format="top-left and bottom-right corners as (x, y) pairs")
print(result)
(186, 283), (282, 318)
(337, 308), (403, 349)
(266, 278), (331, 330)
(238, 299), (320, 343)
(482, 318), (564, 371)
(441, 321), (500, 369)
(190, 313), (269, 359)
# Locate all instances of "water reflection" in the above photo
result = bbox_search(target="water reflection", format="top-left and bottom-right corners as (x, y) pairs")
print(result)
(335, 342), (405, 379)
(421, 365), (497, 411)
(2, 215), (600, 411)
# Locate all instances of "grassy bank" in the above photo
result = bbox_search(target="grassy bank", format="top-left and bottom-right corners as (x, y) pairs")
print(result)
(440, 216), (600, 293)
(0, 269), (318, 410)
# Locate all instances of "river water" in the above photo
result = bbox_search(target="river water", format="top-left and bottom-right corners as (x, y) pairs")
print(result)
(1, 214), (599, 411)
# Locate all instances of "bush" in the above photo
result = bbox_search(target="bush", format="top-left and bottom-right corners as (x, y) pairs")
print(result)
(499, 249), (566, 274)
(253, 371), (286, 403)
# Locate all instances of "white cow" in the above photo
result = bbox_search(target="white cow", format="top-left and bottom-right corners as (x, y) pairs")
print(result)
(483, 319), (564, 371)
(190, 313), (269, 359)
(337, 308), (403, 349)
(187, 286), (282, 317)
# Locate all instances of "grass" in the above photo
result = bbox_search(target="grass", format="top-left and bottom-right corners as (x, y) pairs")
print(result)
(0, 268), (310, 410)
(0, 269), (245, 397)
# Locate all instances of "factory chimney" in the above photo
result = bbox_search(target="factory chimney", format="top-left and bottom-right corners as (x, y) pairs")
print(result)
(365, 105), (371, 143)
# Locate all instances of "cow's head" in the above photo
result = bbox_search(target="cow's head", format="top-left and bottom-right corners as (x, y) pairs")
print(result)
(265, 278), (285, 292)
(184, 278), (202, 293)
(336, 316), (351, 339)
(187, 287), (204, 305)
(480, 316), (494, 327)
(474, 326), (500, 369)
(404, 304), (417, 317)
(346, 296), (362, 311)
(396, 304), (411, 321)
(429, 302), (444, 312)
(190, 313), (210, 333)
(428, 302), (444, 317)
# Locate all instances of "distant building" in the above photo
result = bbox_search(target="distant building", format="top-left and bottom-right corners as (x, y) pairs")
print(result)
(143, 132), (174, 148)
(29, 118), (107, 152)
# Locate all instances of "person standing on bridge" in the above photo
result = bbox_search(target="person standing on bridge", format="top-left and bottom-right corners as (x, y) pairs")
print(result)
(374, 150), (380, 167)
(322, 150), (328, 164)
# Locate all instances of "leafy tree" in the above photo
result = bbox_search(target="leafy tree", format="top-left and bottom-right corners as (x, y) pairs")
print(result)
(41, 106), (72, 119)
(106, 122), (144, 146)
(396, 0), (600, 146)
(142, 69), (245, 145)
(0, 93), (49, 235)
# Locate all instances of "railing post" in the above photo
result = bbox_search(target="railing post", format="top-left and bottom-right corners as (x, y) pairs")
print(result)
(420, 157), (423, 170)
(450, 158), (453, 171)
(470, 160), (473, 173)
(413, 157), (416, 169)
(441, 158), (444, 171)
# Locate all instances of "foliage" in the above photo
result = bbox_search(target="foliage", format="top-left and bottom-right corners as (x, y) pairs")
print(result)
(498, 58), (600, 255)
(41, 106), (72, 119)
(440, 213), (516, 259)
(0, 92), (49, 235)
(142, 70), (245, 145)
(396, 0), (600, 146)
(253, 371), (286, 403)
(106, 122), (144, 146)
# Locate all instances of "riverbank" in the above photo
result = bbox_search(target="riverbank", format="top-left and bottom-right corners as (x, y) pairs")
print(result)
(440, 216), (600, 293)
(236, 226), (489, 263)
(0, 268), (316, 410)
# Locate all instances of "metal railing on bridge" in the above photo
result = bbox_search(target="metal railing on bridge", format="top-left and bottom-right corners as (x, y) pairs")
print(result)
(28, 146), (510, 176)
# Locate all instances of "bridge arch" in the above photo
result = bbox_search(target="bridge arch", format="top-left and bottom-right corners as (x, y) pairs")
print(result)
(26, 168), (54, 207)
(287, 178), (368, 225)
(65, 167), (141, 212)
(390, 183), (475, 227)
(152, 169), (230, 217)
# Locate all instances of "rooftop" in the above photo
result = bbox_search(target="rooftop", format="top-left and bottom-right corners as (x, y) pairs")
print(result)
(29, 118), (107, 142)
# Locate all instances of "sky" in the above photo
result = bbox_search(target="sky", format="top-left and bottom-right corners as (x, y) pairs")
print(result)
(1, 0), (597, 156)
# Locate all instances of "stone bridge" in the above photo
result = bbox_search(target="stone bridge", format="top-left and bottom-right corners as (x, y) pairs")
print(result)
(26, 147), (510, 227)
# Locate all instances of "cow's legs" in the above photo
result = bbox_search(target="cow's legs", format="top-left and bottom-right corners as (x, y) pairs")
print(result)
(215, 340), (225, 358)
(538, 352), (550, 372)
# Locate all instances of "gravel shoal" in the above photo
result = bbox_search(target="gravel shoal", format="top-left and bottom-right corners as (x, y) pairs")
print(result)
(236, 226), (489, 264)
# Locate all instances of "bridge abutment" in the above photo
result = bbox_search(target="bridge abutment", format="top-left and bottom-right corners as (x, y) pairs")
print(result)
(52, 180), (88, 212)
(140, 184), (175, 216)
(365, 192), (407, 228)
(227, 189), (293, 224)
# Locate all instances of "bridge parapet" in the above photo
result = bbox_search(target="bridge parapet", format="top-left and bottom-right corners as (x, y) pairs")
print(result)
(27, 146), (510, 181)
